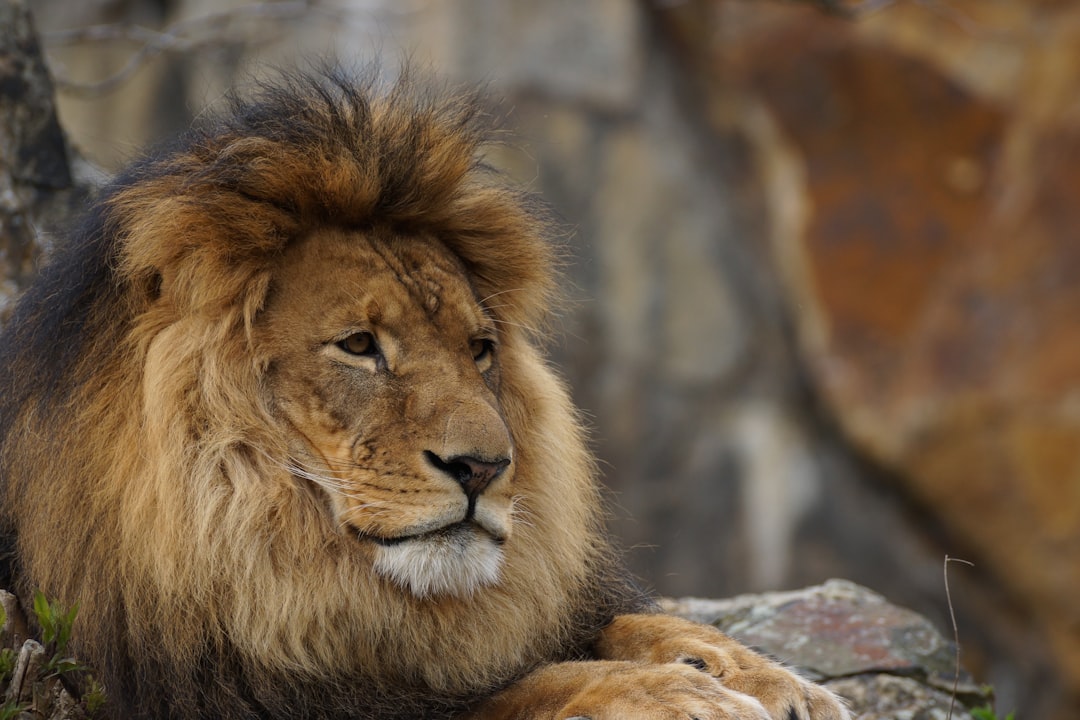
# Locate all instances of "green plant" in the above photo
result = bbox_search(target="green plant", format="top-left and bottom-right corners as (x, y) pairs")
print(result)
(971, 706), (1016, 720)
(0, 647), (15, 686)
(0, 600), (14, 689)
(25, 591), (107, 714)
(0, 700), (27, 720)
(0, 592), (106, 716)
(32, 591), (78, 654)
(84, 676), (107, 714)
(31, 590), (84, 676)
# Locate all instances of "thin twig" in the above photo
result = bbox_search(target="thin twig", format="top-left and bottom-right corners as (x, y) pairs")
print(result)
(944, 555), (975, 720)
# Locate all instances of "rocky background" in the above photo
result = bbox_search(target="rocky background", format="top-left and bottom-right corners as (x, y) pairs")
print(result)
(3, 0), (1078, 717)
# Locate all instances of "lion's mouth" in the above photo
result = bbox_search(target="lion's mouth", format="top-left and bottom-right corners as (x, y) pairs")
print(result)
(355, 520), (505, 547)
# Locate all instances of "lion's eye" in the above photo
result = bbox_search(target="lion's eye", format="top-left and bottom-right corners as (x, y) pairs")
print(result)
(338, 332), (378, 357)
(470, 338), (495, 364)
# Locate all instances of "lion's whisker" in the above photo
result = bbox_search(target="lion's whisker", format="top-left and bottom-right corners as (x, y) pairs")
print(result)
(508, 495), (537, 530)
(478, 287), (525, 306)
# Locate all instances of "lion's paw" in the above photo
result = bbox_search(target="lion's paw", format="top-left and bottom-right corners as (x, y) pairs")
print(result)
(595, 614), (851, 720)
(470, 661), (770, 720)
(556, 663), (769, 720)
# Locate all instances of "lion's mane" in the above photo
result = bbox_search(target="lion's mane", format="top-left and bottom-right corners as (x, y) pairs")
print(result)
(0, 70), (646, 719)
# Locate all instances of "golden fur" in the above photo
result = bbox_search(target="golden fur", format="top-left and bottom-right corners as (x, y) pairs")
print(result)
(0, 70), (849, 720)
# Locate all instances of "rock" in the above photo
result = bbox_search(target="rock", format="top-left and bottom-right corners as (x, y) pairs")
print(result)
(0, 0), (95, 327)
(0, 589), (29, 649)
(663, 580), (992, 717)
(828, 674), (977, 720)
(45, 683), (89, 720)
(0, 0), (70, 191)
(5, 638), (46, 706)
(652, 0), (1080, 708)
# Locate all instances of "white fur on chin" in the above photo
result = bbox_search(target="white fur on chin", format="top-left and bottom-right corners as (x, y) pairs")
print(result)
(372, 528), (504, 598)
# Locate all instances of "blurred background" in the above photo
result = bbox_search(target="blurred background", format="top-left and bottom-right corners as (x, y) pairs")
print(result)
(11, 0), (1080, 716)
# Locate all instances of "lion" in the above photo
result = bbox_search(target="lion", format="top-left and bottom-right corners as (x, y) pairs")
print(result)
(0, 69), (849, 720)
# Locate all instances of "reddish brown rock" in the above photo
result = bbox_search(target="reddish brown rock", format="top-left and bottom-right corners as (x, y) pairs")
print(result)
(658, 0), (1080, 699)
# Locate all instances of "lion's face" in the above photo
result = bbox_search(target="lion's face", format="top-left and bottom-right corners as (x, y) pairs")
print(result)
(257, 227), (515, 598)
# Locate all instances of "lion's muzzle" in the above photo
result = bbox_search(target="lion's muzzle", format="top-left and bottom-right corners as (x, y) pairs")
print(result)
(424, 451), (510, 505)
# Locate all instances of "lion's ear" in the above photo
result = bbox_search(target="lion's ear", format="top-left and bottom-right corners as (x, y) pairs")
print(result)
(109, 178), (294, 318)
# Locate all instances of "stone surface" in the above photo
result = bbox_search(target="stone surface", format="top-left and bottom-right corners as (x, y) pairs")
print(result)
(0, 0), (57, 324)
(654, 0), (1080, 712)
(0, 589), (29, 650)
(0, 0), (70, 190)
(827, 674), (978, 720)
(663, 579), (991, 717)
(0, 0), (92, 327)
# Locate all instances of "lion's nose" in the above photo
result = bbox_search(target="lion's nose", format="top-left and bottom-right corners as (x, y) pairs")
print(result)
(425, 451), (510, 501)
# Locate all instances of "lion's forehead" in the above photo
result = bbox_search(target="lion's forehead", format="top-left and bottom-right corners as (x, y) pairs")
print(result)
(274, 229), (485, 336)
(372, 239), (477, 321)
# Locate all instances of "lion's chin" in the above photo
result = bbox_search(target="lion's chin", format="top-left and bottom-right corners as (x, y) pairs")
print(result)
(371, 523), (505, 599)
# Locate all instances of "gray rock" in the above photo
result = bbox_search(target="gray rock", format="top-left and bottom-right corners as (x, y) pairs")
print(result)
(663, 580), (993, 716)
(0, 0), (96, 327)
(5, 639), (45, 706)
(827, 674), (976, 720)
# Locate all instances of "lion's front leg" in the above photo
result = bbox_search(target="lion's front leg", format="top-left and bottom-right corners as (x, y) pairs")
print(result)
(594, 614), (851, 720)
(466, 660), (770, 720)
